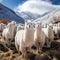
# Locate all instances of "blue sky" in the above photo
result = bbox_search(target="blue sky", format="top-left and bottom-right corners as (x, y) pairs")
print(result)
(1, 0), (26, 10)
(49, 0), (60, 5)
(43, 0), (60, 5)
(0, 0), (60, 10)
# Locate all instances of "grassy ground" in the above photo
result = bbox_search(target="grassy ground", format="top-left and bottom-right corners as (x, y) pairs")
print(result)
(0, 34), (60, 60)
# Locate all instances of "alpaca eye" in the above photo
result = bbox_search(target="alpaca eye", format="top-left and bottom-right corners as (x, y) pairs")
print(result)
(30, 23), (32, 25)
(38, 25), (39, 27)
(27, 23), (28, 25)
(34, 25), (35, 28)
(29, 25), (30, 28)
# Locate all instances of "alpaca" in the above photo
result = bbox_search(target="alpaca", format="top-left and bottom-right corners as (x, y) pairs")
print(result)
(34, 23), (45, 53)
(15, 21), (34, 57)
(2, 22), (15, 44)
(42, 25), (54, 47)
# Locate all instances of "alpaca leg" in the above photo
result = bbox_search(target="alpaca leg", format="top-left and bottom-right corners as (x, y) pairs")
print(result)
(17, 47), (21, 55)
(1, 33), (2, 36)
(36, 45), (42, 53)
(22, 52), (30, 60)
(22, 47), (30, 59)
(22, 47), (27, 58)
(36, 42), (42, 53)
(47, 39), (51, 48)
(39, 43), (43, 53)
(47, 43), (50, 48)
(16, 46), (21, 55)
(3, 38), (10, 50)
(26, 47), (31, 52)
(15, 42), (20, 54)
(59, 33), (60, 39)
(18, 49), (21, 55)
(5, 39), (8, 45)
(3, 37), (6, 45)
(56, 35), (59, 39)
(38, 47), (42, 53)
(25, 47), (31, 60)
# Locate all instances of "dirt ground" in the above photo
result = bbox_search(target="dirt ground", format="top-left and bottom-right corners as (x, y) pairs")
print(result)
(0, 34), (60, 60)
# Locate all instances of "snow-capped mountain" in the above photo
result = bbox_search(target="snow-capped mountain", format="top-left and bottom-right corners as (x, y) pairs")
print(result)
(15, 0), (60, 23)
(16, 7), (56, 22)
(0, 3), (24, 23)
(33, 7), (60, 24)
(16, 11), (41, 20)
(47, 8), (60, 23)
(16, 8), (55, 21)
(15, 0), (57, 21)
(16, 6), (60, 24)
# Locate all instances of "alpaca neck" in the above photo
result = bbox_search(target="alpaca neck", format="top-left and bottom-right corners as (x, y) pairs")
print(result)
(36, 27), (42, 39)
(47, 26), (51, 37)
(8, 27), (11, 32)
(25, 28), (34, 35)
(36, 27), (42, 34)
(24, 27), (34, 41)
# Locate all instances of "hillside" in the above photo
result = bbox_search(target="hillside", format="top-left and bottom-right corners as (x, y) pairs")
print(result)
(0, 3), (24, 24)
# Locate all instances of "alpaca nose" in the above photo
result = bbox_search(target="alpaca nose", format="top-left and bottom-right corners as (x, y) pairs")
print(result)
(34, 25), (35, 28)
(29, 25), (30, 28)
(38, 25), (39, 27)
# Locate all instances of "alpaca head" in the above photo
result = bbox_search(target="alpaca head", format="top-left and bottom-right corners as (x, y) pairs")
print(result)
(47, 24), (53, 30)
(58, 23), (60, 27)
(35, 23), (41, 28)
(25, 20), (34, 29)
(7, 23), (12, 30)
(44, 23), (47, 28)
(11, 21), (16, 26)
(7, 23), (14, 30)
(49, 25), (53, 29)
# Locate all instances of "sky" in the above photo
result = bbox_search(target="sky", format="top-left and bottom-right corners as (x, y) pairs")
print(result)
(0, 0), (26, 9)
(0, 0), (60, 10)
(0, 0), (60, 15)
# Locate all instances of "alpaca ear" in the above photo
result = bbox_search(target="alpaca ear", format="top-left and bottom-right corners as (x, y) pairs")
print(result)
(25, 20), (27, 23)
(31, 19), (33, 21)
(31, 20), (32, 23)
(31, 19), (34, 23)
(40, 23), (41, 25)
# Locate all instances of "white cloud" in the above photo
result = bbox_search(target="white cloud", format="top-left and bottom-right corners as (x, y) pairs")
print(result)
(14, 0), (58, 15)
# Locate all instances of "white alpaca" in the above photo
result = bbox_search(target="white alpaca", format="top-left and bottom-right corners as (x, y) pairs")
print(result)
(0, 23), (6, 32)
(2, 22), (15, 43)
(42, 25), (54, 47)
(15, 21), (34, 57)
(2, 23), (12, 43)
(16, 24), (24, 32)
(57, 23), (60, 38)
(34, 23), (45, 53)
(10, 21), (16, 40)
(0, 23), (6, 36)
(53, 23), (60, 39)
(53, 24), (58, 39)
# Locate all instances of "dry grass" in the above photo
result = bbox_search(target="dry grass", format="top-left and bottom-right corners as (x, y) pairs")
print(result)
(0, 34), (60, 60)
